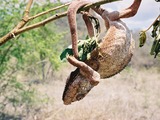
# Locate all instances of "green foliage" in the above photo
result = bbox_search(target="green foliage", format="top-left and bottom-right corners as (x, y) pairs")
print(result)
(139, 31), (146, 47)
(0, 0), (65, 118)
(0, 70), (37, 112)
(60, 13), (100, 62)
(139, 17), (160, 58)
(60, 37), (98, 61)
(150, 20), (160, 58)
(60, 44), (73, 60)
(0, 0), (26, 36)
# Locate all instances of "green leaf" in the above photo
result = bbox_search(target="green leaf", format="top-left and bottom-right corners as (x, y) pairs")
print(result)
(150, 35), (160, 58)
(60, 45), (73, 60)
(151, 20), (159, 38)
(60, 37), (98, 61)
(150, 39), (157, 55)
(150, 19), (160, 58)
(139, 31), (146, 47)
(78, 37), (97, 61)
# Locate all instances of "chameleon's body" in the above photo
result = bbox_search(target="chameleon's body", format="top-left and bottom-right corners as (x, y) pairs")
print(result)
(63, 0), (142, 105)
(86, 17), (135, 78)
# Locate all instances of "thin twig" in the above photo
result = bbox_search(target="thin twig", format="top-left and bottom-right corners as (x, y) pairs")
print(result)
(17, 11), (67, 34)
(82, 0), (121, 11)
(144, 15), (160, 32)
(29, 2), (70, 20)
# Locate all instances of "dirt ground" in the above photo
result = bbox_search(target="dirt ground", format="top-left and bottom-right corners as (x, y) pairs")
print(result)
(34, 65), (160, 120)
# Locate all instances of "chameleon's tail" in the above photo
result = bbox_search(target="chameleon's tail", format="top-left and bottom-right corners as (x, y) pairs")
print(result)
(67, 0), (91, 58)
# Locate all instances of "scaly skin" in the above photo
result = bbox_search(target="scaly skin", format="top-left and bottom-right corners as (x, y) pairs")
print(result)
(63, 0), (100, 105)
(87, 0), (142, 78)
(63, 0), (142, 105)
(82, 11), (95, 38)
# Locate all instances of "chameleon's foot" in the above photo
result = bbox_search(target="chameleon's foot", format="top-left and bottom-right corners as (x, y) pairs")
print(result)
(67, 56), (100, 85)
(80, 68), (99, 86)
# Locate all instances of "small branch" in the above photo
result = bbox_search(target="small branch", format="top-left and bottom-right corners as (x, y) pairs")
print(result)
(144, 15), (160, 32)
(29, 2), (70, 20)
(0, 0), (121, 46)
(82, 0), (121, 11)
(24, 0), (33, 18)
(17, 11), (67, 34)
(0, 0), (33, 45)
(14, 0), (33, 30)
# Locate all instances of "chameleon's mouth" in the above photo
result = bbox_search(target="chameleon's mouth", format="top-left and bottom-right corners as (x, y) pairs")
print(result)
(62, 68), (80, 104)
(62, 68), (92, 105)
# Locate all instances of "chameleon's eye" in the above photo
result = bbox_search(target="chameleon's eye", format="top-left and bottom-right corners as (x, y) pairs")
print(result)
(76, 94), (85, 101)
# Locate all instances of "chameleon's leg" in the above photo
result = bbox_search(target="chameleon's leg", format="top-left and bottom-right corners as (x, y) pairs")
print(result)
(118, 0), (142, 19)
(92, 0), (142, 21)
(105, 0), (142, 21)
(67, 56), (100, 86)
(82, 11), (95, 38)
(92, 7), (110, 29)
(67, 0), (91, 58)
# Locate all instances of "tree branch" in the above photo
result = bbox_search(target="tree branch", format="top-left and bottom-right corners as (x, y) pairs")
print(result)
(83, 0), (121, 10)
(14, 0), (33, 30)
(17, 11), (67, 34)
(0, 0), (33, 45)
(29, 2), (70, 20)
(144, 15), (160, 32)
(0, 0), (120, 46)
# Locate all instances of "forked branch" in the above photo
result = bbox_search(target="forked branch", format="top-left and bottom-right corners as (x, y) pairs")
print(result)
(0, 0), (120, 46)
(0, 0), (33, 45)
(28, 2), (70, 20)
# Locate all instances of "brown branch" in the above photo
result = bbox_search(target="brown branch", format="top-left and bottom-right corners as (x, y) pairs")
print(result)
(29, 2), (70, 20)
(17, 11), (67, 34)
(14, 0), (33, 30)
(144, 15), (160, 32)
(0, 0), (33, 45)
(0, 0), (121, 46)
(82, 0), (122, 11)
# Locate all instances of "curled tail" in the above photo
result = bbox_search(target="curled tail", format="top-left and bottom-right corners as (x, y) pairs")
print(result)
(67, 0), (91, 58)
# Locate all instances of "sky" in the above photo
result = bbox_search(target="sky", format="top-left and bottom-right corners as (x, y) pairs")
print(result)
(60, 0), (160, 30)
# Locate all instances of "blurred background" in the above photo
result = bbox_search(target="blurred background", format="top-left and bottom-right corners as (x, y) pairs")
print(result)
(0, 0), (159, 120)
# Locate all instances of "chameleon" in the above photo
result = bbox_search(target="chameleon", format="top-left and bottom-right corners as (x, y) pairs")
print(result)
(62, 0), (142, 105)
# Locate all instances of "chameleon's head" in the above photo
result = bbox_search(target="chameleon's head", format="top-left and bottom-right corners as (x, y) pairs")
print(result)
(62, 67), (100, 105)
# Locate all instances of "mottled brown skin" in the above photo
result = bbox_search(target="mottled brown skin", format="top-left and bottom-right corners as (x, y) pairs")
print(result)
(82, 11), (95, 38)
(67, 0), (100, 84)
(87, 0), (142, 78)
(63, 0), (100, 105)
(63, 0), (142, 105)
(63, 56), (100, 105)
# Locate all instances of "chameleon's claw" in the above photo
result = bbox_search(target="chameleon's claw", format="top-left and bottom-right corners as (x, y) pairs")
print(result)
(80, 68), (100, 86)
(67, 56), (100, 85)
